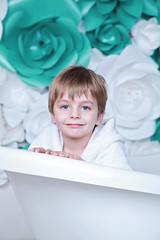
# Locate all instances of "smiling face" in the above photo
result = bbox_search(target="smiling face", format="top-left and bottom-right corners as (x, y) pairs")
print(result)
(50, 91), (104, 143)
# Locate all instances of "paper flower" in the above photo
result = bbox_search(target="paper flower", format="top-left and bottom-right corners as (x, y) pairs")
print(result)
(0, 106), (5, 145)
(23, 91), (51, 144)
(0, 105), (24, 146)
(0, 71), (42, 127)
(131, 18), (160, 55)
(97, 45), (160, 140)
(0, 66), (7, 86)
(86, 13), (131, 55)
(78, 0), (144, 31)
(152, 47), (160, 70)
(0, 0), (8, 40)
(151, 117), (160, 143)
(125, 138), (160, 156)
(87, 48), (105, 71)
(0, 0), (91, 87)
(142, 0), (159, 20)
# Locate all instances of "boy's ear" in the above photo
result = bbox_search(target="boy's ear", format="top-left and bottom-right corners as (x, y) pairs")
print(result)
(50, 113), (56, 124)
(96, 112), (105, 126)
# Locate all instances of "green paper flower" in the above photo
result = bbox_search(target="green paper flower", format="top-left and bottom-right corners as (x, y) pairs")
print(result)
(0, 0), (91, 87)
(142, 0), (159, 21)
(152, 47), (160, 70)
(86, 13), (131, 55)
(78, 0), (144, 31)
(150, 118), (160, 143)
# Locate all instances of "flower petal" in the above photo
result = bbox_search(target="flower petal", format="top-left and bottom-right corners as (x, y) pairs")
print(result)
(97, 45), (160, 140)
(3, 107), (27, 128)
(0, 0), (8, 20)
(117, 120), (156, 140)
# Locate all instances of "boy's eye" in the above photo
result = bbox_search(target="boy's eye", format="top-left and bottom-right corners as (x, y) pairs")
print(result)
(61, 105), (69, 109)
(82, 106), (90, 110)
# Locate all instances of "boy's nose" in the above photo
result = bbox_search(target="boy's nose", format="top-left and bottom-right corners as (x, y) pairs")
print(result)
(70, 108), (80, 118)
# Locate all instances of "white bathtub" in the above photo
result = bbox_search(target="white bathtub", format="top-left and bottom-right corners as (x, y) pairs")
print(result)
(0, 182), (34, 240)
(0, 146), (160, 240)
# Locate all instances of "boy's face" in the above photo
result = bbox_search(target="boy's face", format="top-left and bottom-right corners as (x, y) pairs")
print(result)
(50, 91), (104, 141)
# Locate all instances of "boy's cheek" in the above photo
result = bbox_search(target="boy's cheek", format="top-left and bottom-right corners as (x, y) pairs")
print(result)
(50, 113), (56, 124)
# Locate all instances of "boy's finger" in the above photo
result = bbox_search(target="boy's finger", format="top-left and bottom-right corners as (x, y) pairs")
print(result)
(29, 148), (35, 152)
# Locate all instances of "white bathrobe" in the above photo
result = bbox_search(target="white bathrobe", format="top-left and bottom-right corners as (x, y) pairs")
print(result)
(29, 118), (132, 170)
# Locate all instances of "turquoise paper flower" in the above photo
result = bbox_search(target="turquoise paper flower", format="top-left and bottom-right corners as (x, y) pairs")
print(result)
(142, 0), (159, 21)
(78, 0), (144, 31)
(151, 118), (160, 143)
(0, 0), (91, 87)
(152, 47), (160, 70)
(86, 13), (131, 55)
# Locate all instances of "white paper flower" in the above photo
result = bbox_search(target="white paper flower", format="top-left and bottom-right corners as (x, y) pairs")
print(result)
(97, 45), (160, 140)
(0, 105), (24, 146)
(131, 18), (160, 55)
(23, 91), (51, 144)
(125, 138), (160, 156)
(0, 106), (5, 145)
(0, 71), (42, 128)
(0, 66), (7, 86)
(87, 48), (105, 71)
(0, 0), (8, 39)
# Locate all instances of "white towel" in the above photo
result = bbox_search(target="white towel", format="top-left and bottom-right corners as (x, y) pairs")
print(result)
(29, 118), (132, 170)
(82, 118), (132, 170)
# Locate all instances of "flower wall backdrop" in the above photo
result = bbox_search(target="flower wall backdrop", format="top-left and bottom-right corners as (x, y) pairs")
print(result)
(0, 0), (160, 176)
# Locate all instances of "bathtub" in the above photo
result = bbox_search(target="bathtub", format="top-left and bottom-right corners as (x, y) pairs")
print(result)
(0, 146), (160, 240)
(0, 181), (34, 240)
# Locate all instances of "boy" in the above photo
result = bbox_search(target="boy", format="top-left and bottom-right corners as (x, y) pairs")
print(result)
(29, 66), (132, 170)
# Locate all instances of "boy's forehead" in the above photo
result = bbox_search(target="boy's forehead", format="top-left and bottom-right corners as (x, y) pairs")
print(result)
(58, 91), (95, 102)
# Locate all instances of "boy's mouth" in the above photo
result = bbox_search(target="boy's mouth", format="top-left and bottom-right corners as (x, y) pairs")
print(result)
(65, 123), (84, 128)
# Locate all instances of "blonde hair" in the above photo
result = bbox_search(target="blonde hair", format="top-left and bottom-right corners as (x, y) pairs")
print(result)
(48, 66), (107, 116)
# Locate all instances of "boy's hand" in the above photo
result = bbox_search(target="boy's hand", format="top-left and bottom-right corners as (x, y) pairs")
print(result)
(29, 148), (83, 160)
(29, 148), (54, 154)
(29, 147), (46, 153)
(49, 151), (83, 160)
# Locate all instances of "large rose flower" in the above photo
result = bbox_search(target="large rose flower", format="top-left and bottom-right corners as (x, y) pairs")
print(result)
(0, 105), (24, 147)
(86, 13), (131, 55)
(0, 0), (91, 87)
(78, 0), (144, 31)
(0, 71), (42, 127)
(131, 18), (160, 55)
(97, 45), (160, 140)
(23, 91), (51, 144)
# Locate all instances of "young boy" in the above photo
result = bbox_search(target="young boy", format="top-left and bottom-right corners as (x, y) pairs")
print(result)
(29, 66), (132, 170)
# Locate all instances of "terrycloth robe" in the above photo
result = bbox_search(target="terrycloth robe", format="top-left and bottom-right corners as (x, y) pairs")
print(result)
(29, 118), (132, 170)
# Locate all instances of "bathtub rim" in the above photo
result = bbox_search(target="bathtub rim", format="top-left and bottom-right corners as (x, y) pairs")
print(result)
(0, 146), (160, 196)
